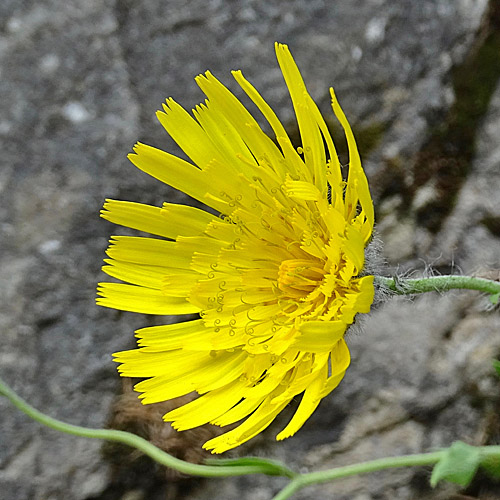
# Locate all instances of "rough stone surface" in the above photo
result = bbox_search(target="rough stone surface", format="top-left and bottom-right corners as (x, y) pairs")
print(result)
(1, 1), (499, 499)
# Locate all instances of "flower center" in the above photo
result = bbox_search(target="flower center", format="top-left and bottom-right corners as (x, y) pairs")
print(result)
(277, 258), (325, 298)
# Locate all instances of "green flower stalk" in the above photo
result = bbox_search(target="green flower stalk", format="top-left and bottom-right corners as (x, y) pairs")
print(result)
(375, 275), (500, 304)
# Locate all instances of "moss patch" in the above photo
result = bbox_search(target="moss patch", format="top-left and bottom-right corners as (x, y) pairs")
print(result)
(412, 1), (500, 233)
(481, 214), (500, 237)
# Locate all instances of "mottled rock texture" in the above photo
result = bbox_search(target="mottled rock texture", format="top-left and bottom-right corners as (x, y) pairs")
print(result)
(1, 1), (499, 499)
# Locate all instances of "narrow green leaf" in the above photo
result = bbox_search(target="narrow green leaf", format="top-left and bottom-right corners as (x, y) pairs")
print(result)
(493, 359), (500, 377)
(204, 456), (294, 477)
(430, 441), (480, 488)
(480, 454), (500, 480)
(489, 292), (500, 305)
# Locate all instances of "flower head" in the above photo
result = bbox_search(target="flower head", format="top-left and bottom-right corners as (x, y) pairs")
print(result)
(98, 43), (375, 453)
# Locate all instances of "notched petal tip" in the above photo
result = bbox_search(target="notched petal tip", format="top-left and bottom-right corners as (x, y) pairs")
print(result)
(274, 41), (290, 54)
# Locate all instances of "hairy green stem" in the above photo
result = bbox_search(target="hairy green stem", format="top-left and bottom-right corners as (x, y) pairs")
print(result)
(374, 275), (500, 298)
(271, 452), (443, 500)
(0, 376), (295, 479)
(272, 445), (500, 500)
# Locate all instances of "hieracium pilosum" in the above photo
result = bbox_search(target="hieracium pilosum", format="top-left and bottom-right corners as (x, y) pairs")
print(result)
(98, 43), (375, 453)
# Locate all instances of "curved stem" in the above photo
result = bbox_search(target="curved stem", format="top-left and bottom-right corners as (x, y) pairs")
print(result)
(374, 275), (500, 299)
(271, 452), (443, 500)
(272, 446), (500, 500)
(0, 376), (295, 479)
(3, 375), (500, 500)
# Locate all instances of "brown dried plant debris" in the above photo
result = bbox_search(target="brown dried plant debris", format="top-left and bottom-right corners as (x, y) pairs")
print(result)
(107, 378), (224, 479)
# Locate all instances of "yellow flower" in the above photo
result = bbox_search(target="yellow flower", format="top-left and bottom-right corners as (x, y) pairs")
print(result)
(98, 43), (375, 454)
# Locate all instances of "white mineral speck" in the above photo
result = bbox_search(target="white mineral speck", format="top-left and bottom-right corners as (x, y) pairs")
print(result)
(365, 17), (387, 44)
(0, 121), (12, 135)
(39, 54), (60, 74)
(351, 45), (363, 62)
(62, 102), (91, 123)
(38, 239), (61, 255)
(6, 17), (22, 33)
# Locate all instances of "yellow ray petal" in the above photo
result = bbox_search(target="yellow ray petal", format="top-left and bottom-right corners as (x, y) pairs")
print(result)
(136, 321), (244, 352)
(135, 319), (206, 351)
(97, 282), (199, 315)
(353, 275), (375, 314)
(320, 339), (350, 398)
(136, 350), (246, 404)
(162, 271), (202, 297)
(270, 352), (329, 405)
(114, 348), (206, 377)
(192, 100), (257, 173)
(276, 366), (325, 440)
(232, 69), (290, 146)
(342, 225), (366, 274)
(211, 394), (266, 427)
(101, 200), (171, 238)
(308, 97), (343, 190)
(128, 142), (229, 213)
(161, 202), (217, 236)
(275, 43), (326, 190)
(101, 199), (216, 241)
(157, 98), (226, 169)
(330, 88), (374, 232)
(240, 371), (286, 402)
(102, 259), (173, 290)
(204, 388), (291, 453)
(241, 349), (302, 400)
(294, 320), (347, 352)
(320, 370), (345, 399)
(105, 236), (192, 269)
(195, 71), (286, 178)
(203, 217), (242, 243)
(285, 178), (321, 201)
(232, 69), (299, 180)
(197, 350), (248, 393)
(164, 378), (247, 430)
(176, 234), (230, 259)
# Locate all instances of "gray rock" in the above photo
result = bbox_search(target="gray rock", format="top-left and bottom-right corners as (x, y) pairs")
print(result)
(1, 0), (498, 499)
